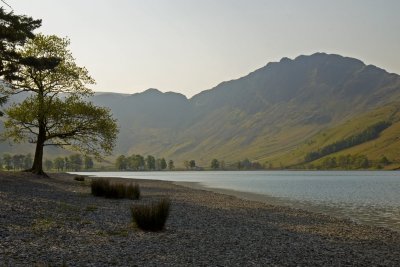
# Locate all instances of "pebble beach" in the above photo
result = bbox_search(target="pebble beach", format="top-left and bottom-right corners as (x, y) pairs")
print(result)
(1, 171), (400, 266)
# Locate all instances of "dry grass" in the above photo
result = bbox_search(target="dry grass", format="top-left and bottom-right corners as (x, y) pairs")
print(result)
(91, 179), (140, 199)
(131, 198), (170, 231)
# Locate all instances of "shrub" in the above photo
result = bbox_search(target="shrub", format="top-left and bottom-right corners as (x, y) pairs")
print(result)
(91, 179), (110, 197)
(126, 183), (141, 200)
(74, 176), (85, 182)
(131, 198), (170, 231)
(91, 179), (140, 199)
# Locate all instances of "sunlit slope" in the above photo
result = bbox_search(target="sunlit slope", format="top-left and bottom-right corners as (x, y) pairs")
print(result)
(267, 104), (400, 168)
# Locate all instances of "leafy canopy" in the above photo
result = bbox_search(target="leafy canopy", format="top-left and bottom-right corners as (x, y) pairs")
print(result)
(1, 34), (118, 161)
(1, 34), (93, 97)
(0, 6), (41, 81)
(4, 95), (118, 158)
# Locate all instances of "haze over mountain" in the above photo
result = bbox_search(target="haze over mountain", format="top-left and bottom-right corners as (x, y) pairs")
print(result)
(2, 53), (400, 168)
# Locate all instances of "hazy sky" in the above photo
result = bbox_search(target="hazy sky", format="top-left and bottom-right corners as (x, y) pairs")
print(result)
(6, 0), (400, 97)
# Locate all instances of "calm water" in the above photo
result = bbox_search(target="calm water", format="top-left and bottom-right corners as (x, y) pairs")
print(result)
(71, 171), (400, 231)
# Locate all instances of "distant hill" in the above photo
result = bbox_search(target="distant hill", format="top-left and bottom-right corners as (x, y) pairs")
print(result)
(2, 53), (400, 168)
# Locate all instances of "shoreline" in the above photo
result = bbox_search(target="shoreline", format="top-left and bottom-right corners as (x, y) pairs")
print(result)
(174, 181), (400, 233)
(1, 171), (400, 266)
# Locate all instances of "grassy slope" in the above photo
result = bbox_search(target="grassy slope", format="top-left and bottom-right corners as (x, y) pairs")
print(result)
(268, 103), (400, 168)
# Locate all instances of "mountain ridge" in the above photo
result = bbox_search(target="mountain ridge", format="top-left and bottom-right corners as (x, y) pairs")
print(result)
(2, 52), (400, 168)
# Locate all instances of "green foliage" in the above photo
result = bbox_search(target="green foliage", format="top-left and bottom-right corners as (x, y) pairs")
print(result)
(0, 7), (43, 81)
(160, 158), (167, 170)
(69, 154), (82, 171)
(44, 159), (53, 170)
(91, 179), (140, 199)
(305, 121), (391, 162)
(54, 157), (65, 171)
(168, 159), (174, 170)
(2, 153), (12, 170)
(314, 154), (372, 169)
(379, 156), (391, 166)
(183, 160), (190, 170)
(0, 34), (118, 174)
(128, 154), (145, 170)
(146, 155), (156, 170)
(189, 160), (196, 169)
(210, 158), (219, 169)
(131, 198), (170, 231)
(84, 156), (94, 169)
(234, 159), (263, 170)
(115, 155), (127, 170)
(0, 153), (33, 170)
(24, 153), (32, 169)
(115, 153), (172, 171)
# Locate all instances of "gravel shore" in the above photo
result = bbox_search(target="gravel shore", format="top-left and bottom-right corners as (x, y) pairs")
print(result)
(1, 171), (400, 266)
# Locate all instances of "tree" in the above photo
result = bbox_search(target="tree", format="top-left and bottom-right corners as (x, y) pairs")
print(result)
(69, 154), (83, 171)
(3, 153), (12, 170)
(241, 159), (251, 169)
(24, 153), (32, 169)
(168, 159), (174, 170)
(84, 155), (94, 170)
(12, 154), (24, 170)
(380, 156), (390, 166)
(189, 160), (196, 169)
(64, 157), (70, 171)
(0, 7), (59, 115)
(128, 154), (145, 171)
(146, 155), (156, 170)
(44, 159), (53, 170)
(183, 160), (190, 170)
(160, 158), (167, 170)
(53, 157), (65, 172)
(210, 159), (219, 170)
(1, 35), (118, 175)
(115, 155), (127, 170)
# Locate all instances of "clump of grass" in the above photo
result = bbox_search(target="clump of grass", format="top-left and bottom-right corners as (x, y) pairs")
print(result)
(91, 179), (140, 199)
(91, 179), (110, 196)
(131, 198), (170, 231)
(74, 176), (85, 182)
(126, 183), (141, 200)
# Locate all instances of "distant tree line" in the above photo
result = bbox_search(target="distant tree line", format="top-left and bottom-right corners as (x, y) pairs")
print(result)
(183, 160), (197, 170)
(0, 153), (94, 172)
(0, 153), (33, 171)
(305, 154), (393, 170)
(305, 121), (391, 163)
(235, 158), (263, 170)
(115, 154), (173, 171)
(43, 154), (94, 171)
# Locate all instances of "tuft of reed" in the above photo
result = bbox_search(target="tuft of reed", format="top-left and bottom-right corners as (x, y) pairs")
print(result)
(131, 198), (170, 231)
(126, 183), (141, 200)
(91, 179), (140, 199)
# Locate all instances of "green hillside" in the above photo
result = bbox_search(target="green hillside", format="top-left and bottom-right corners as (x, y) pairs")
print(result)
(268, 103), (400, 168)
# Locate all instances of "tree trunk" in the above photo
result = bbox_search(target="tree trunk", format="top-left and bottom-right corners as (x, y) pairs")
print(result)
(30, 124), (46, 176)
(27, 87), (48, 176)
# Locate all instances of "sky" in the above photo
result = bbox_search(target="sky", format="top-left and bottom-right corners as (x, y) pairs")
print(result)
(5, 0), (400, 97)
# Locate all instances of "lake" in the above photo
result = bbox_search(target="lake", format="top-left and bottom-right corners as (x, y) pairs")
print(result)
(70, 170), (400, 232)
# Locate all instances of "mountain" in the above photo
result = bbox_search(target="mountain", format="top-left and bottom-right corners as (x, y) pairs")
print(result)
(2, 53), (400, 168)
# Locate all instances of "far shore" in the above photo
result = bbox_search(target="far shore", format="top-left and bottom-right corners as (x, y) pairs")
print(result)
(1, 171), (400, 266)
